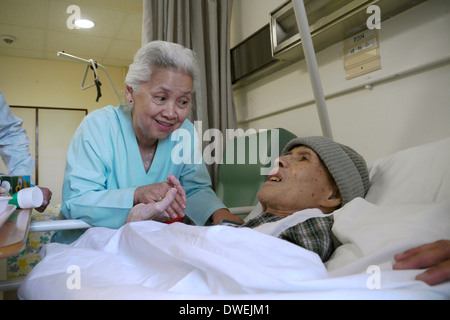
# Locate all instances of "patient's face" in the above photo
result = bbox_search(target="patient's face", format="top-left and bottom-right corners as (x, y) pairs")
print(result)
(257, 146), (340, 217)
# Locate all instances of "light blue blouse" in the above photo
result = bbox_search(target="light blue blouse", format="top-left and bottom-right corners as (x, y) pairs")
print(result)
(0, 91), (34, 176)
(61, 104), (225, 230)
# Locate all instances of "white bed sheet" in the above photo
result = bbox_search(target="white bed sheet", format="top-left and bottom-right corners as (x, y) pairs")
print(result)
(18, 198), (450, 300)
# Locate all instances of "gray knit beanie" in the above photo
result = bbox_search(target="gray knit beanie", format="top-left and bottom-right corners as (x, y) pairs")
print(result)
(282, 136), (370, 206)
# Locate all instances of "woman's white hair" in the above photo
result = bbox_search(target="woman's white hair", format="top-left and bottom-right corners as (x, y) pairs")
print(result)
(125, 40), (200, 93)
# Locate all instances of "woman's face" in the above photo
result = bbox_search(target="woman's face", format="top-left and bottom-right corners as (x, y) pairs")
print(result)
(127, 67), (193, 144)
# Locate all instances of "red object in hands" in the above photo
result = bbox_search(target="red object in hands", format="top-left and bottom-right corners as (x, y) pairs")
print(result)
(164, 216), (184, 224)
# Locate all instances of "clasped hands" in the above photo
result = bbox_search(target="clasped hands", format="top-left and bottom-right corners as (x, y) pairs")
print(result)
(127, 174), (186, 223)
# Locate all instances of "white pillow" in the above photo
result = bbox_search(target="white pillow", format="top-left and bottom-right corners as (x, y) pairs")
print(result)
(326, 198), (450, 275)
(365, 137), (450, 205)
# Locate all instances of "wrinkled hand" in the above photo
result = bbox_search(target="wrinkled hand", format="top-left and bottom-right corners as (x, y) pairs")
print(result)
(393, 240), (450, 286)
(34, 187), (52, 213)
(127, 188), (178, 223)
(211, 208), (244, 225)
(133, 174), (186, 220)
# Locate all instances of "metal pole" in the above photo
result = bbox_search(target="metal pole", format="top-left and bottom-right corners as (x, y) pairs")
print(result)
(57, 51), (123, 105)
(291, 0), (333, 139)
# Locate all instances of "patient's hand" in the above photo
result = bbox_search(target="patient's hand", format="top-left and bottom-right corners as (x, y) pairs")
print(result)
(211, 208), (244, 225)
(127, 188), (178, 223)
(393, 240), (450, 285)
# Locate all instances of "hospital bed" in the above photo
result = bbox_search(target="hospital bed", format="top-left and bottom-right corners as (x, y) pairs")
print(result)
(7, 0), (450, 298)
(15, 135), (450, 299)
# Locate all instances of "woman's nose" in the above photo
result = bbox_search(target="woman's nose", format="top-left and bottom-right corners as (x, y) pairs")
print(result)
(161, 101), (176, 119)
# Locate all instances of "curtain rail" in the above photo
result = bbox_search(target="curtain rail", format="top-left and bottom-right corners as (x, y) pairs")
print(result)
(57, 51), (123, 105)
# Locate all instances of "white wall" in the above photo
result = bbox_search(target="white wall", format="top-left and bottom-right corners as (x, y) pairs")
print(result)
(231, 0), (450, 164)
(230, 0), (284, 47)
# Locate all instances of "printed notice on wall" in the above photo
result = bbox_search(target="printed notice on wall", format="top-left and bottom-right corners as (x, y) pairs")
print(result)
(344, 29), (381, 79)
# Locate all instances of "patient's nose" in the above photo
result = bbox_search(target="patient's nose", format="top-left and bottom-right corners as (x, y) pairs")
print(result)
(276, 156), (286, 168)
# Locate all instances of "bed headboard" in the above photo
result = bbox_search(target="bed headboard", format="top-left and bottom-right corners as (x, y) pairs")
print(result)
(216, 128), (296, 208)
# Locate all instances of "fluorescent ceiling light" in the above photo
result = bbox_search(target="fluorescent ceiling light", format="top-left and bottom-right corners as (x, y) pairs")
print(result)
(75, 19), (95, 29)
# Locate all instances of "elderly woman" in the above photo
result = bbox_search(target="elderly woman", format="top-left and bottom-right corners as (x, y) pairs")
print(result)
(58, 41), (240, 243)
(241, 136), (370, 262)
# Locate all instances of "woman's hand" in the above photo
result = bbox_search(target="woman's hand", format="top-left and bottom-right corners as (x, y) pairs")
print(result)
(127, 187), (178, 223)
(35, 187), (52, 213)
(133, 174), (186, 219)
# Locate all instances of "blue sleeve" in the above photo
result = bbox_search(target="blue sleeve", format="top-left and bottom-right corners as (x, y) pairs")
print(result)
(181, 162), (226, 226)
(0, 91), (35, 176)
(60, 111), (134, 229)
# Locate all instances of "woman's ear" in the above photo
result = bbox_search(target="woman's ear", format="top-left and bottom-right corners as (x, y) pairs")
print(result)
(125, 85), (134, 104)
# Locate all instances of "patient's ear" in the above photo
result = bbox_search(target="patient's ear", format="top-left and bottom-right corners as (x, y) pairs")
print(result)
(321, 187), (342, 212)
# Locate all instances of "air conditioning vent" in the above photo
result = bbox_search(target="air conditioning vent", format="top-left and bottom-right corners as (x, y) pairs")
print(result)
(231, 0), (427, 89)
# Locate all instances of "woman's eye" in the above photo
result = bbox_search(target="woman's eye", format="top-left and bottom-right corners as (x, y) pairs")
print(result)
(178, 99), (189, 108)
(153, 96), (166, 104)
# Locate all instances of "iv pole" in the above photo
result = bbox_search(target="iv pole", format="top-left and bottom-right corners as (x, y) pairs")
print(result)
(291, 0), (333, 139)
(57, 51), (123, 105)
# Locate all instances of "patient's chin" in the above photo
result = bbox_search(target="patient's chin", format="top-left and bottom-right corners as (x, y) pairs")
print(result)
(256, 196), (267, 212)
(256, 191), (270, 206)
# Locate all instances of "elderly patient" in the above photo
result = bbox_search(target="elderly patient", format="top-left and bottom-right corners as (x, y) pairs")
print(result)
(240, 136), (370, 262)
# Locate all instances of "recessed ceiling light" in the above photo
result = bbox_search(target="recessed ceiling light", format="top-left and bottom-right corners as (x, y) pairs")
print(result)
(75, 19), (95, 29)
(1, 35), (16, 44)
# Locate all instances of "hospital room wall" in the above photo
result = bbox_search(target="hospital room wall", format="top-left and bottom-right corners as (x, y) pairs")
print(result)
(0, 56), (127, 203)
(231, 0), (450, 164)
(0, 56), (126, 113)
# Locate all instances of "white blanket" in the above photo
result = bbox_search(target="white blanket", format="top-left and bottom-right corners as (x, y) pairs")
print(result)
(18, 198), (450, 300)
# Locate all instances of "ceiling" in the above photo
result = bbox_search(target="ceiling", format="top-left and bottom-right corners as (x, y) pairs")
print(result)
(0, 0), (143, 67)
